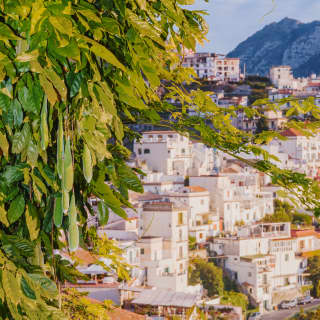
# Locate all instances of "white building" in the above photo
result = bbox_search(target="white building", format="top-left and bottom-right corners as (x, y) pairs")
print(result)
(211, 223), (314, 312)
(134, 131), (215, 178)
(165, 186), (220, 243)
(189, 173), (273, 233)
(182, 52), (241, 82)
(270, 128), (320, 178)
(270, 66), (294, 89)
(137, 201), (189, 292)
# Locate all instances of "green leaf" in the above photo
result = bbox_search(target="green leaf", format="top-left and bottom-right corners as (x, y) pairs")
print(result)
(63, 138), (73, 192)
(11, 99), (23, 128)
(49, 16), (73, 36)
(28, 273), (58, 298)
(0, 22), (21, 40)
(82, 143), (92, 183)
(44, 68), (67, 102)
(54, 195), (63, 227)
(78, 35), (126, 72)
(0, 132), (9, 159)
(18, 87), (40, 114)
(40, 97), (49, 150)
(68, 223), (79, 252)
(26, 140), (39, 167)
(118, 164), (143, 193)
(2, 165), (24, 185)
(97, 201), (109, 226)
(8, 194), (25, 224)
(21, 277), (36, 300)
(39, 74), (58, 106)
(25, 203), (40, 241)
(12, 123), (31, 154)
(93, 180), (127, 219)
(101, 17), (120, 35)
(0, 206), (9, 227)
(2, 269), (21, 306)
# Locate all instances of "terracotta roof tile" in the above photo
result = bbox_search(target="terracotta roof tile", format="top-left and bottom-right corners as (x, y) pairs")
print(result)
(280, 128), (303, 137)
(107, 308), (145, 320)
(185, 186), (208, 192)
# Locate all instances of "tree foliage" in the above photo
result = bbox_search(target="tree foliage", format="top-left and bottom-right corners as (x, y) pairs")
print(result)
(262, 200), (313, 225)
(220, 291), (248, 312)
(0, 0), (319, 318)
(293, 308), (320, 320)
(189, 258), (224, 297)
(307, 256), (320, 298)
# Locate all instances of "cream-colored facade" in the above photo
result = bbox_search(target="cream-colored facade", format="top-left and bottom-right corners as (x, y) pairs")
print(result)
(134, 131), (215, 177)
(182, 52), (240, 82)
(270, 66), (294, 89)
(165, 186), (220, 243)
(137, 202), (189, 292)
(211, 223), (314, 312)
(189, 174), (273, 232)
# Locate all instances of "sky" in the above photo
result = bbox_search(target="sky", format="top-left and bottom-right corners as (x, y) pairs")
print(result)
(192, 0), (320, 54)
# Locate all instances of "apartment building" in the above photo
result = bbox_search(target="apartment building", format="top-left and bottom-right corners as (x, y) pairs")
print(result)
(211, 223), (314, 312)
(137, 201), (189, 292)
(270, 128), (320, 177)
(134, 131), (215, 177)
(165, 186), (220, 243)
(270, 66), (294, 89)
(189, 173), (273, 233)
(182, 52), (240, 82)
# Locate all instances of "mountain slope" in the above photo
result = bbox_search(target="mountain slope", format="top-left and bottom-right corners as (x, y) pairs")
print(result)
(227, 18), (320, 77)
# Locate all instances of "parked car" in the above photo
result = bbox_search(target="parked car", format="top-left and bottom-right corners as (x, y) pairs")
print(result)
(248, 312), (261, 320)
(279, 298), (297, 309)
(298, 295), (313, 305)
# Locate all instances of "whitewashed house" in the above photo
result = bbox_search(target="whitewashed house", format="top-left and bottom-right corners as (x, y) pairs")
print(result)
(137, 201), (189, 292)
(165, 186), (220, 243)
(211, 223), (316, 312)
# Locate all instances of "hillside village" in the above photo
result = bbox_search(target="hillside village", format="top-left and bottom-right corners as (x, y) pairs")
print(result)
(61, 53), (320, 320)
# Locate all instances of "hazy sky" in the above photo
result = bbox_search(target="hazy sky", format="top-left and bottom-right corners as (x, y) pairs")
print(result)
(192, 0), (320, 54)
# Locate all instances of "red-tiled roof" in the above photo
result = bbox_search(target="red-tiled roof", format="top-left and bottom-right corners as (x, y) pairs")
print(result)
(291, 228), (320, 238)
(221, 167), (240, 174)
(280, 128), (303, 137)
(242, 282), (252, 287)
(185, 186), (208, 192)
(82, 298), (145, 320)
(61, 248), (97, 266)
(108, 308), (145, 320)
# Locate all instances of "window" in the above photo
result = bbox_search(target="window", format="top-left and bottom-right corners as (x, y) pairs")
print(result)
(200, 199), (204, 205)
(178, 212), (183, 225)
(285, 254), (289, 262)
(164, 267), (169, 273)
(181, 148), (185, 153)
(285, 277), (290, 285)
(199, 233), (203, 239)
(138, 148), (142, 155)
(300, 240), (305, 249)
(179, 246), (183, 259)
(263, 274), (267, 285)
(140, 248), (145, 255)
(158, 135), (163, 139)
(248, 272), (252, 277)
(144, 149), (150, 154)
